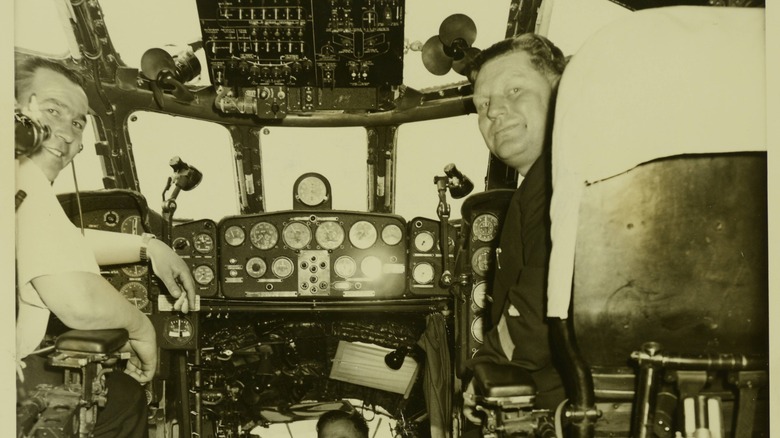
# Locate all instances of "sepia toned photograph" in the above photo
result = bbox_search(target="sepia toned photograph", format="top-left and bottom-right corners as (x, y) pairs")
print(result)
(7, 0), (775, 437)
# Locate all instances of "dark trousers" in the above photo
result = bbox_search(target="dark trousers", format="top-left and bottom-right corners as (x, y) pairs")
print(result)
(19, 354), (149, 438)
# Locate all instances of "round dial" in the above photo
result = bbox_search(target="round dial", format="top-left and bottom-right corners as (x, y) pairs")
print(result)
(193, 265), (215, 285)
(245, 257), (267, 278)
(122, 264), (149, 278)
(360, 256), (382, 279)
(119, 282), (149, 310)
(472, 281), (488, 309)
(315, 221), (345, 250)
(471, 316), (484, 344)
(333, 256), (357, 278)
(471, 247), (492, 277)
(172, 237), (190, 253)
(271, 257), (294, 279)
(282, 222), (312, 249)
(412, 263), (435, 285)
(120, 215), (143, 235)
(194, 233), (214, 253)
(224, 225), (246, 246)
(296, 175), (328, 207)
(250, 222), (278, 250)
(163, 316), (194, 345)
(473, 213), (499, 242)
(103, 211), (119, 227)
(349, 221), (377, 250)
(381, 224), (403, 246)
(413, 232), (435, 252)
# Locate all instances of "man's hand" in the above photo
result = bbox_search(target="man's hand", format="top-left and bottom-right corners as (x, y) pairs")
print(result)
(122, 322), (158, 383)
(147, 239), (197, 313)
(463, 379), (483, 424)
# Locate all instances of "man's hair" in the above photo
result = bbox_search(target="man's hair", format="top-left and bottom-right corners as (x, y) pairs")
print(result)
(316, 410), (369, 438)
(15, 57), (87, 98)
(469, 33), (567, 82)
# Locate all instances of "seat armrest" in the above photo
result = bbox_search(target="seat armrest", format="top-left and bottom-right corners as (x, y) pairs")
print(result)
(55, 329), (129, 354)
(473, 363), (536, 398)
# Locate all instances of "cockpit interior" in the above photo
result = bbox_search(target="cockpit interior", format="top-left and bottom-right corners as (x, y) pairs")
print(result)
(10, 0), (771, 437)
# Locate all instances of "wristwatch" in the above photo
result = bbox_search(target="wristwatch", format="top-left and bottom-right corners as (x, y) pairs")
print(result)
(140, 232), (156, 262)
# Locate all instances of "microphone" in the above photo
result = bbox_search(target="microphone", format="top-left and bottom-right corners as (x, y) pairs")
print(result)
(443, 163), (474, 199)
(15, 111), (51, 157)
(169, 156), (203, 191)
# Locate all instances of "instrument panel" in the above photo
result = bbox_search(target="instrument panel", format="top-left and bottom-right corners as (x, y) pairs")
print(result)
(196, 0), (405, 88)
(219, 211), (407, 298)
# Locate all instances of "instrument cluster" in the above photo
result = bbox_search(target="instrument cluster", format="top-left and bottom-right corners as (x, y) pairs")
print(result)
(219, 211), (407, 299)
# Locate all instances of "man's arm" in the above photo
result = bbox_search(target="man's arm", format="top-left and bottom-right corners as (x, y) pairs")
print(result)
(83, 229), (197, 313)
(32, 271), (157, 383)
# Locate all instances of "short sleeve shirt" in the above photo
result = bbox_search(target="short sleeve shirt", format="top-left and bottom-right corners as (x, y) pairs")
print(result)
(15, 156), (100, 359)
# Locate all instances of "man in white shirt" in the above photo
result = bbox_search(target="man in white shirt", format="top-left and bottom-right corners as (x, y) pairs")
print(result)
(15, 56), (197, 437)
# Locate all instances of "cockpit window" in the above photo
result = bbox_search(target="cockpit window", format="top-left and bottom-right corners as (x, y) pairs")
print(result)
(260, 127), (367, 211)
(395, 115), (490, 220)
(128, 111), (237, 222)
(14, 0), (72, 56)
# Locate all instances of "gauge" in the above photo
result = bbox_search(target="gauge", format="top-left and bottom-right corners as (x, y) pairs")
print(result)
(103, 211), (119, 227)
(381, 224), (403, 246)
(315, 221), (345, 250)
(271, 257), (294, 279)
(246, 257), (267, 278)
(120, 215), (143, 235)
(193, 265), (215, 285)
(349, 221), (377, 249)
(250, 222), (278, 250)
(472, 282), (488, 309)
(473, 213), (499, 242)
(122, 264), (149, 277)
(333, 256), (357, 278)
(163, 316), (194, 346)
(360, 256), (382, 279)
(194, 233), (214, 253)
(413, 231), (435, 252)
(119, 282), (149, 310)
(172, 237), (190, 253)
(296, 175), (328, 207)
(412, 262), (435, 285)
(224, 225), (246, 246)
(471, 247), (492, 277)
(471, 316), (484, 344)
(282, 222), (311, 249)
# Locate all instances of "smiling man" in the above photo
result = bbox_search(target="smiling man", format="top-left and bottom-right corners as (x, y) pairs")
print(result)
(15, 56), (197, 437)
(463, 34), (568, 424)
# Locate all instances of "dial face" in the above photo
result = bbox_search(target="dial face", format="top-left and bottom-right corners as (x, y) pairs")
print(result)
(315, 221), (345, 250)
(333, 256), (357, 278)
(360, 256), (382, 279)
(472, 282), (488, 309)
(413, 231), (435, 252)
(163, 316), (194, 345)
(172, 237), (190, 253)
(224, 225), (246, 246)
(381, 224), (403, 246)
(473, 213), (499, 242)
(120, 215), (143, 235)
(119, 282), (149, 310)
(103, 211), (119, 227)
(245, 257), (267, 278)
(471, 316), (484, 344)
(194, 233), (214, 253)
(250, 222), (278, 250)
(122, 264), (149, 277)
(282, 222), (312, 249)
(271, 257), (294, 279)
(349, 221), (377, 250)
(471, 247), (492, 277)
(412, 262), (435, 285)
(296, 175), (328, 207)
(193, 265), (215, 285)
